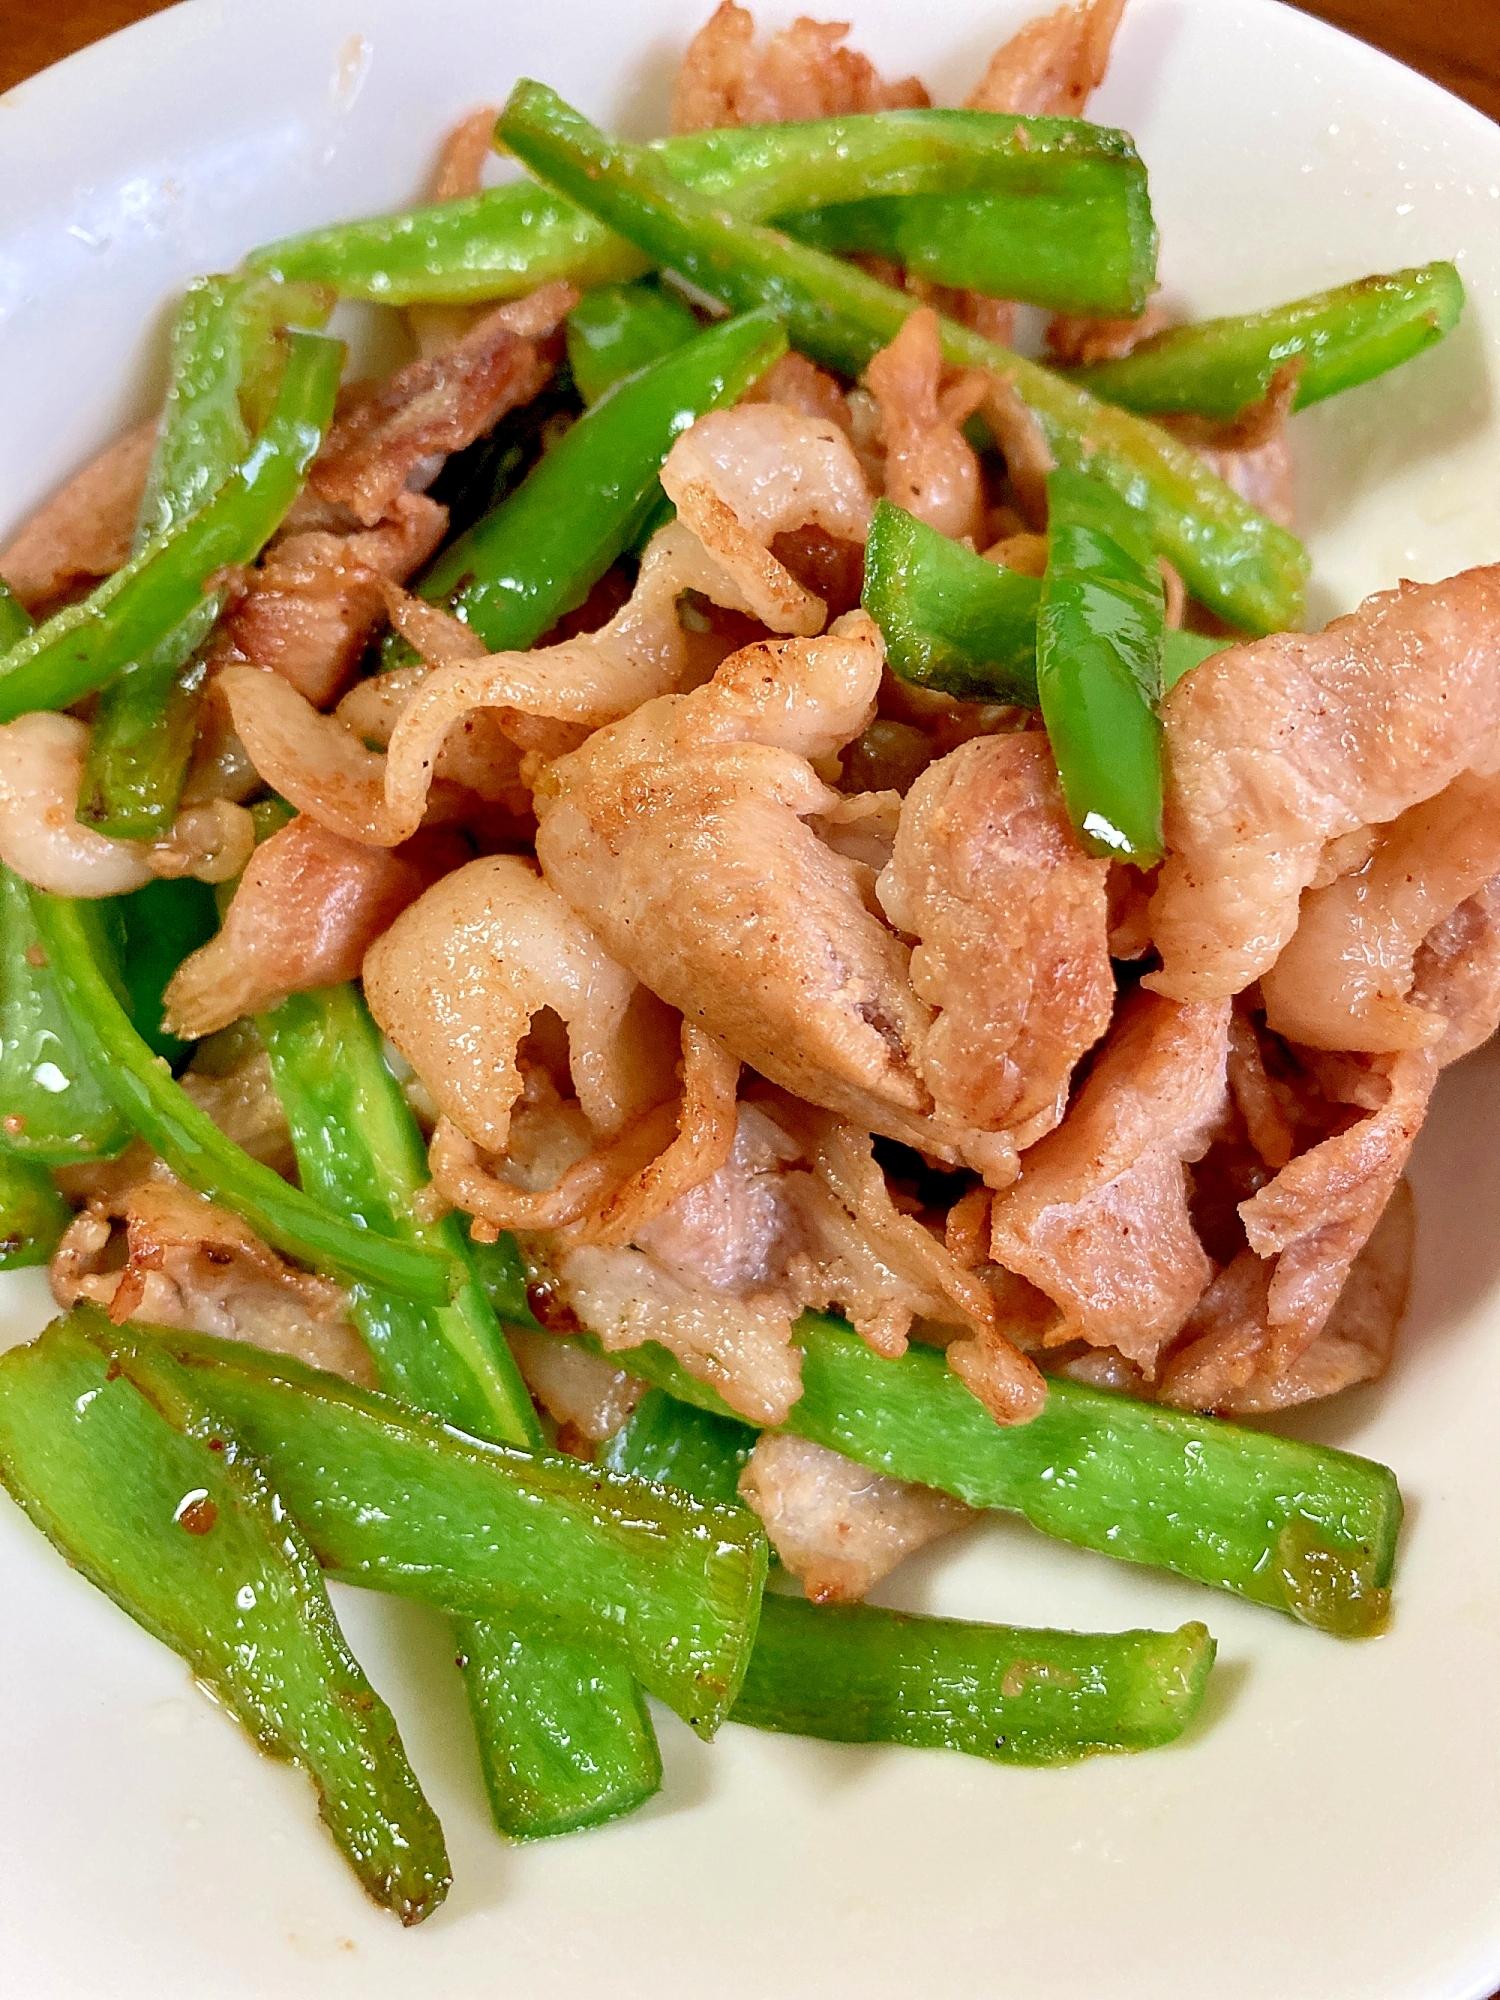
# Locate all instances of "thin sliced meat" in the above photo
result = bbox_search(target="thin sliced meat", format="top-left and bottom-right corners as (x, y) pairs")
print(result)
(161, 814), (440, 1038)
(1146, 563), (1500, 1004)
(364, 853), (676, 1153)
(505, 1326), (645, 1443)
(659, 403), (873, 635)
(1045, 301), (1170, 369)
(1226, 1003), (1296, 1170)
(1160, 1180), (1414, 1415)
(863, 309), (987, 545)
(1261, 769), (1500, 1052)
(738, 1432), (970, 1603)
(535, 617), (1020, 1184)
(988, 991), (1230, 1372)
(0, 711), (153, 896)
(878, 734), (1114, 1150)
(671, 1), (927, 131)
(49, 1159), (371, 1386)
(1411, 875), (1500, 1062)
(744, 352), (854, 433)
(310, 285), (575, 526)
(966, 0), (1127, 115)
(215, 491), (447, 706)
(978, 372), (1054, 531)
(586, 1027), (742, 1247)
(1161, 362), (1299, 533)
(0, 420), (155, 614)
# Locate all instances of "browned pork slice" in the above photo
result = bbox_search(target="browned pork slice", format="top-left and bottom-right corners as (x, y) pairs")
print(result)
(534, 618), (1018, 1182)
(670, 1), (928, 131)
(0, 420), (155, 613)
(988, 991), (1230, 1371)
(738, 1432), (971, 1602)
(1160, 1181), (1414, 1415)
(1045, 302), (1169, 369)
(1160, 363), (1299, 533)
(215, 491), (448, 706)
(863, 308), (986, 545)
(309, 284), (574, 526)
(50, 1159), (371, 1385)
(878, 734), (1114, 1150)
(966, 0), (1127, 115)
(1146, 564), (1500, 1003)
(161, 814), (444, 1038)
(505, 1327), (645, 1446)
(1260, 769), (1500, 1052)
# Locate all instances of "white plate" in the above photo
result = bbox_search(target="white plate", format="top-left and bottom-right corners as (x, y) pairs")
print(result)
(3, 2), (1500, 1995)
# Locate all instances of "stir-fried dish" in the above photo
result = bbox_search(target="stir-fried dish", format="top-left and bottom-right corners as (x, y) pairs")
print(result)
(0, 0), (1482, 1924)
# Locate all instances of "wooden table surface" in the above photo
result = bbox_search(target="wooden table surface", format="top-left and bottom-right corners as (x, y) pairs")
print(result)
(1, 0), (1497, 1991)
(1, 0), (1498, 114)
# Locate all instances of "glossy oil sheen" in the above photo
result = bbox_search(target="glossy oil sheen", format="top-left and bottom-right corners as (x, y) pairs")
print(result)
(3, 2), (1500, 1994)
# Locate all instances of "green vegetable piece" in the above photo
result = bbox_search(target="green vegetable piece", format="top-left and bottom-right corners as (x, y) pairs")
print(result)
(420, 308), (787, 649)
(861, 498), (1040, 702)
(258, 981), (661, 1840)
(0, 865), (130, 1165)
(26, 890), (453, 1301)
(497, 82), (1306, 635)
(0, 1150), (70, 1267)
(460, 1631), (662, 1839)
(861, 500), (1222, 705)
(0, 1312), (449, 1923)
(145, 1319), (769, 1737)
(115, 875), (221, 1068)
(1071, 261), (1465, 419)
(77, 603), (218, 841)
(0, 330), (343, 724)
(563, 1313), (1400, 1637)
(251, 110), (1155, 319)
(1036, 465), (1167, 863)
(602, 1387), (758, 1510)
(735, 1594), (1215, 1763)
(566, 279), (702, 404)
(0, 577), (32, 648)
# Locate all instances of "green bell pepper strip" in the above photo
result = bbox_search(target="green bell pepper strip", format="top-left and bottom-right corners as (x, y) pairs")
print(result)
(115, 875), (221, 1068)
(0, 577), (31, 648)
(0, 1312), (450, 1923)
(601, 1386), (759, 1511)
(250, 109), (1155, 318)
(0, 865), (131, 1165)
(548, 1312), (1399, 1638)
(497, 83), (1307, 636)
(861, 499), (1226, 705)
(143, 1320), (769, 1737)
(1070, 261), (1465, 420)
(1036, 465), (1167, 863)
(734, 1595), (1214, 1763)
(0, 1150), (70, 1267)
(419, 307), (786, 649)
(0, 330), (343, 724)
(25, 890), (453, 1302)
(81, 279), (339, 843)
(566, 279), (702, 405)
(257, 981), (661, 1841)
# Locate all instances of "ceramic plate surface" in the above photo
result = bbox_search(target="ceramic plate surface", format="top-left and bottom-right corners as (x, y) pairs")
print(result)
(3, 2), (1500, 1995)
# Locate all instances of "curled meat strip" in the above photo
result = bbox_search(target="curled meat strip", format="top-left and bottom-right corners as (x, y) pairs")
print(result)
(878, 734), (1114, 1152)
(988, 992), (1230, 1372)
(0, 712), (154, 896)
(659, 404), (873, 634)
(215, 491), (447, 707)
(309, 284), (575, 527)
(1146, 565), (1500, 1003)
(50, 1158), (371, 1386)
(1045, 302), (1170, 369)
(863, 309), (987, 546)
(0, 421), (155, 614)
(534, 616), (1015, 1181)
(1161, 363), (1299, 534)
(161, 814), (442, 1038)
(966, 0), (1127, 115)
(364, 854), (673, 1153)
(738, 1433), (971, 1603)
(670, 1), (927, 131)
(1260, 769), (1500, 1053)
